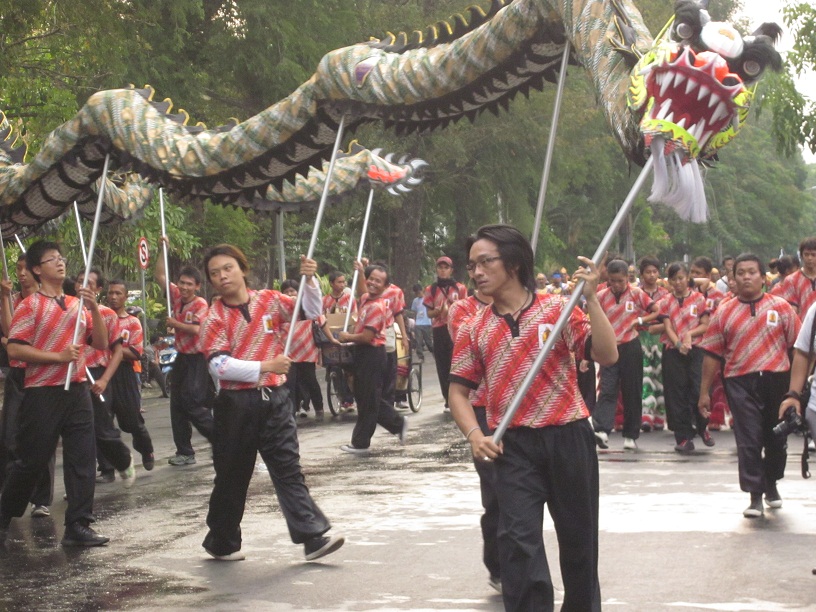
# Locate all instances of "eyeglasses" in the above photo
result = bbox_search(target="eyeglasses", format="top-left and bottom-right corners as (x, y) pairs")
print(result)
(466, 255), (502, 273)
(39, 256), (68, 266)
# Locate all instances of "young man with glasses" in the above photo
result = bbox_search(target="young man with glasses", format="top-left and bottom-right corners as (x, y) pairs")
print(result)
(0, 241), (110, 546)
(449, 224), (617, 611)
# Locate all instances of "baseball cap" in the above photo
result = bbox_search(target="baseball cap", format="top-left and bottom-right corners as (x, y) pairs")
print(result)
(436, 256), (453, 266)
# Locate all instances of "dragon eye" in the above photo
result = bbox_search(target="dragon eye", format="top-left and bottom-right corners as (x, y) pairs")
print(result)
(743, 60), (761, 77)
(676, 22), (694, 40)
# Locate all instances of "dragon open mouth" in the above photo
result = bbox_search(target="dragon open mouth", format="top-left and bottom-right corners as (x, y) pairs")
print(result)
(641, 46), (749, 160)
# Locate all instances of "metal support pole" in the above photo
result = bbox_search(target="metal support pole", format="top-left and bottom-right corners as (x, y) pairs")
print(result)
(14, 235), (24, 252)
(140, 267), (149, 350)
(74, 202), (88, 264)
(284, 115), (347, 355)
(343, 188), (375, 332)
(159, 189), (173, 319)
(493, 156), (654, 444)
(275, 210), (286, 281)
(66, 154), (111, 389)
(531, 42), (571, 255)
(0, 230), (13, 317)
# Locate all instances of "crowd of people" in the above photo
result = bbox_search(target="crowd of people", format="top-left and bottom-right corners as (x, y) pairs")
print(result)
(1, 228), (815, 611)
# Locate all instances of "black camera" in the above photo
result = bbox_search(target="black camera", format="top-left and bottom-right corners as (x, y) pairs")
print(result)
(773, 406), (807, 438)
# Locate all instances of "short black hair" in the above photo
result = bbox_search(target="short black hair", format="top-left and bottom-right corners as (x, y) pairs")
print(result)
(722, 255), (734, 265)
(280, 279), (300, 293)
(178, 265), (201, 286)
(638, 256), (660, 275)
(799, 237), (816, 256)
(80, 266), (106, 290)
(777, 255), (795, 275)
(666, 262), (688, 279)
(108, 278), (127, 289)
(465, 224), (536, 293)
(606, 259), (629, 276)
(412, 283), (422, 293)
(26, 240), (62, 284)
(328, 271), (345, 283)
(364, 265), (390, 285)
(691, 256), (713, 274)
(734, 253), (765, 277)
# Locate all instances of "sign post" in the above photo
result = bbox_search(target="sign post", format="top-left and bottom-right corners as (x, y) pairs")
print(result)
(138, 237), (150, 350)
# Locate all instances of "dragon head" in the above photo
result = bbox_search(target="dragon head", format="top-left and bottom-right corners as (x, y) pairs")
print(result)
(627, 0), (782, 221)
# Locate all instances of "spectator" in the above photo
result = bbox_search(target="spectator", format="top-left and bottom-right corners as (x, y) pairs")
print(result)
(410, 283), (433, 361)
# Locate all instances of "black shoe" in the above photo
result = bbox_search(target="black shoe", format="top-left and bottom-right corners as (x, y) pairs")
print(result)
(96, 471), (115, 484)
(765, 482), (783, 509)
(304, 534), (345, 561)
(61, 521), (110, 547)
(700, 429), (715, 447)
(142, 453), (155, 471)
(743, 493), (764, 518)
(0, 513), (10, 544)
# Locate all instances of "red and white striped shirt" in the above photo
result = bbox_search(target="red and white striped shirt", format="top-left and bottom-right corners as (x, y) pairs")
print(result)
(85, 304), (119, 369)
(201, 289), (296, 390)
(596, 285), (653, 344)
(322, 292), (356, 315)
(423, 282), (468, 328)
(699, 293), (800, 378)
(116, 313), (144, 371)
(448, 295), (490, 407)
(9, 293), (93, 387)
(699, 286), (726, 314)
(355, 296), (387, 347)
(642, 285), (669, 303)
(288, 316), (326, 363)
(770, 269), (816, 320)
(169, 282), (208, 354)
(450, 293), (591, 430)
(655, 292), (709, 348)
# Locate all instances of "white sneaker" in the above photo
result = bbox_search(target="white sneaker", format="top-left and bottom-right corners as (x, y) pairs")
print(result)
(340, 444), (369, 455)
(594, 430), (609, 449)
(119, 456), (136, 489)
(31, 505), (50, 518)
(206, 549), (246, 561)
(623, 437), (637, 451)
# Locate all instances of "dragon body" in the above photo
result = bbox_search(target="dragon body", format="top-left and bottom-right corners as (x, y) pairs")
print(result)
(0, 0), (781, 235)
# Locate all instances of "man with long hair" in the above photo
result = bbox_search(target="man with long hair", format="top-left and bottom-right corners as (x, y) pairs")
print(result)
(449, 224), (617, 611)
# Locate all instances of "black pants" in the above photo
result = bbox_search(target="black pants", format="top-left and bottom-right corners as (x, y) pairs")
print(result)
(287, 362), (324, 414)
(203, 386), (330, 556)
(383, 350), (397, 407)
(0, 383), (96, 526)
(350, 344), (404, 449)
(723, 371), (788, 493)
(170, 353), (214, 456)
(473, 406), (500, 579)
(89, 365), (133, 475)
(110, 363), (154, 459)
(432, 326), (454, 404)
(0, 368), (55, 506)
(495, 420), (600, 612)
(577, 359), (597, 415)
(595, 338), (644, 439)
(146, 360), (168, 396)
(663, 347), (706, 442)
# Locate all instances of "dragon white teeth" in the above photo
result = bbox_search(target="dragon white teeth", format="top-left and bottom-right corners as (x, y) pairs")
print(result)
(708, 93), (721, 108)
(665, 112), (675, 124)
(674, 72), (686, 89)
(710, 102), (728, 124)
(659, 74), (672, 98)
(697, 84), (710, 101)
(699, 131), (713, 148)
(685, 78), (698, 95)
(732, 114), (740, 130)
(676, 117), (688, 130)
(657, 98), (673, 119)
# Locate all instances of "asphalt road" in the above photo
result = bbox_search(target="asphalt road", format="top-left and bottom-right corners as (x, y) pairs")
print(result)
(1, 359), (815, 611)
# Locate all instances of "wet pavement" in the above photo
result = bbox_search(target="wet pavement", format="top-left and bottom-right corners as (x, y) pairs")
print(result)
(1, 359), (816, 611)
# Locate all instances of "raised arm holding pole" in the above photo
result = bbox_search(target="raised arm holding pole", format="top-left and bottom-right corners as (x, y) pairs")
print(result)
(283, 115), (347, 356)
(65, 153), (111, 389)
(343, 187), (375, 332)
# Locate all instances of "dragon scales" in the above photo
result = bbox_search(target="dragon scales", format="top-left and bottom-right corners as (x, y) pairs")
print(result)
(0, 0), (781, 235)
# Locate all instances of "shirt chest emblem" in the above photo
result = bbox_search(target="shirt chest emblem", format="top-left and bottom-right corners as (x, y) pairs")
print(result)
(766, 310), (779, 326)
(262, 314), (275, 334)
(184, 311), (194, 324)
(538, 324), (555, 349)
(624, 300), (634, 313)
(689, 305), (698, 317)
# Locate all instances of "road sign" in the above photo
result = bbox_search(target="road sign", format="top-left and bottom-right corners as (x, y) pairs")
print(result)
(138, 237), (149, 270)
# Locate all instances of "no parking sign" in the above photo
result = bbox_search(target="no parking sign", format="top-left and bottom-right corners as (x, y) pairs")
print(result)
(138, 237), (149, 270)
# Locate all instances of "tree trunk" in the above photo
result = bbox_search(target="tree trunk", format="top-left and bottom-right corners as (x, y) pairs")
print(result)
(391, 190), (424, 295)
